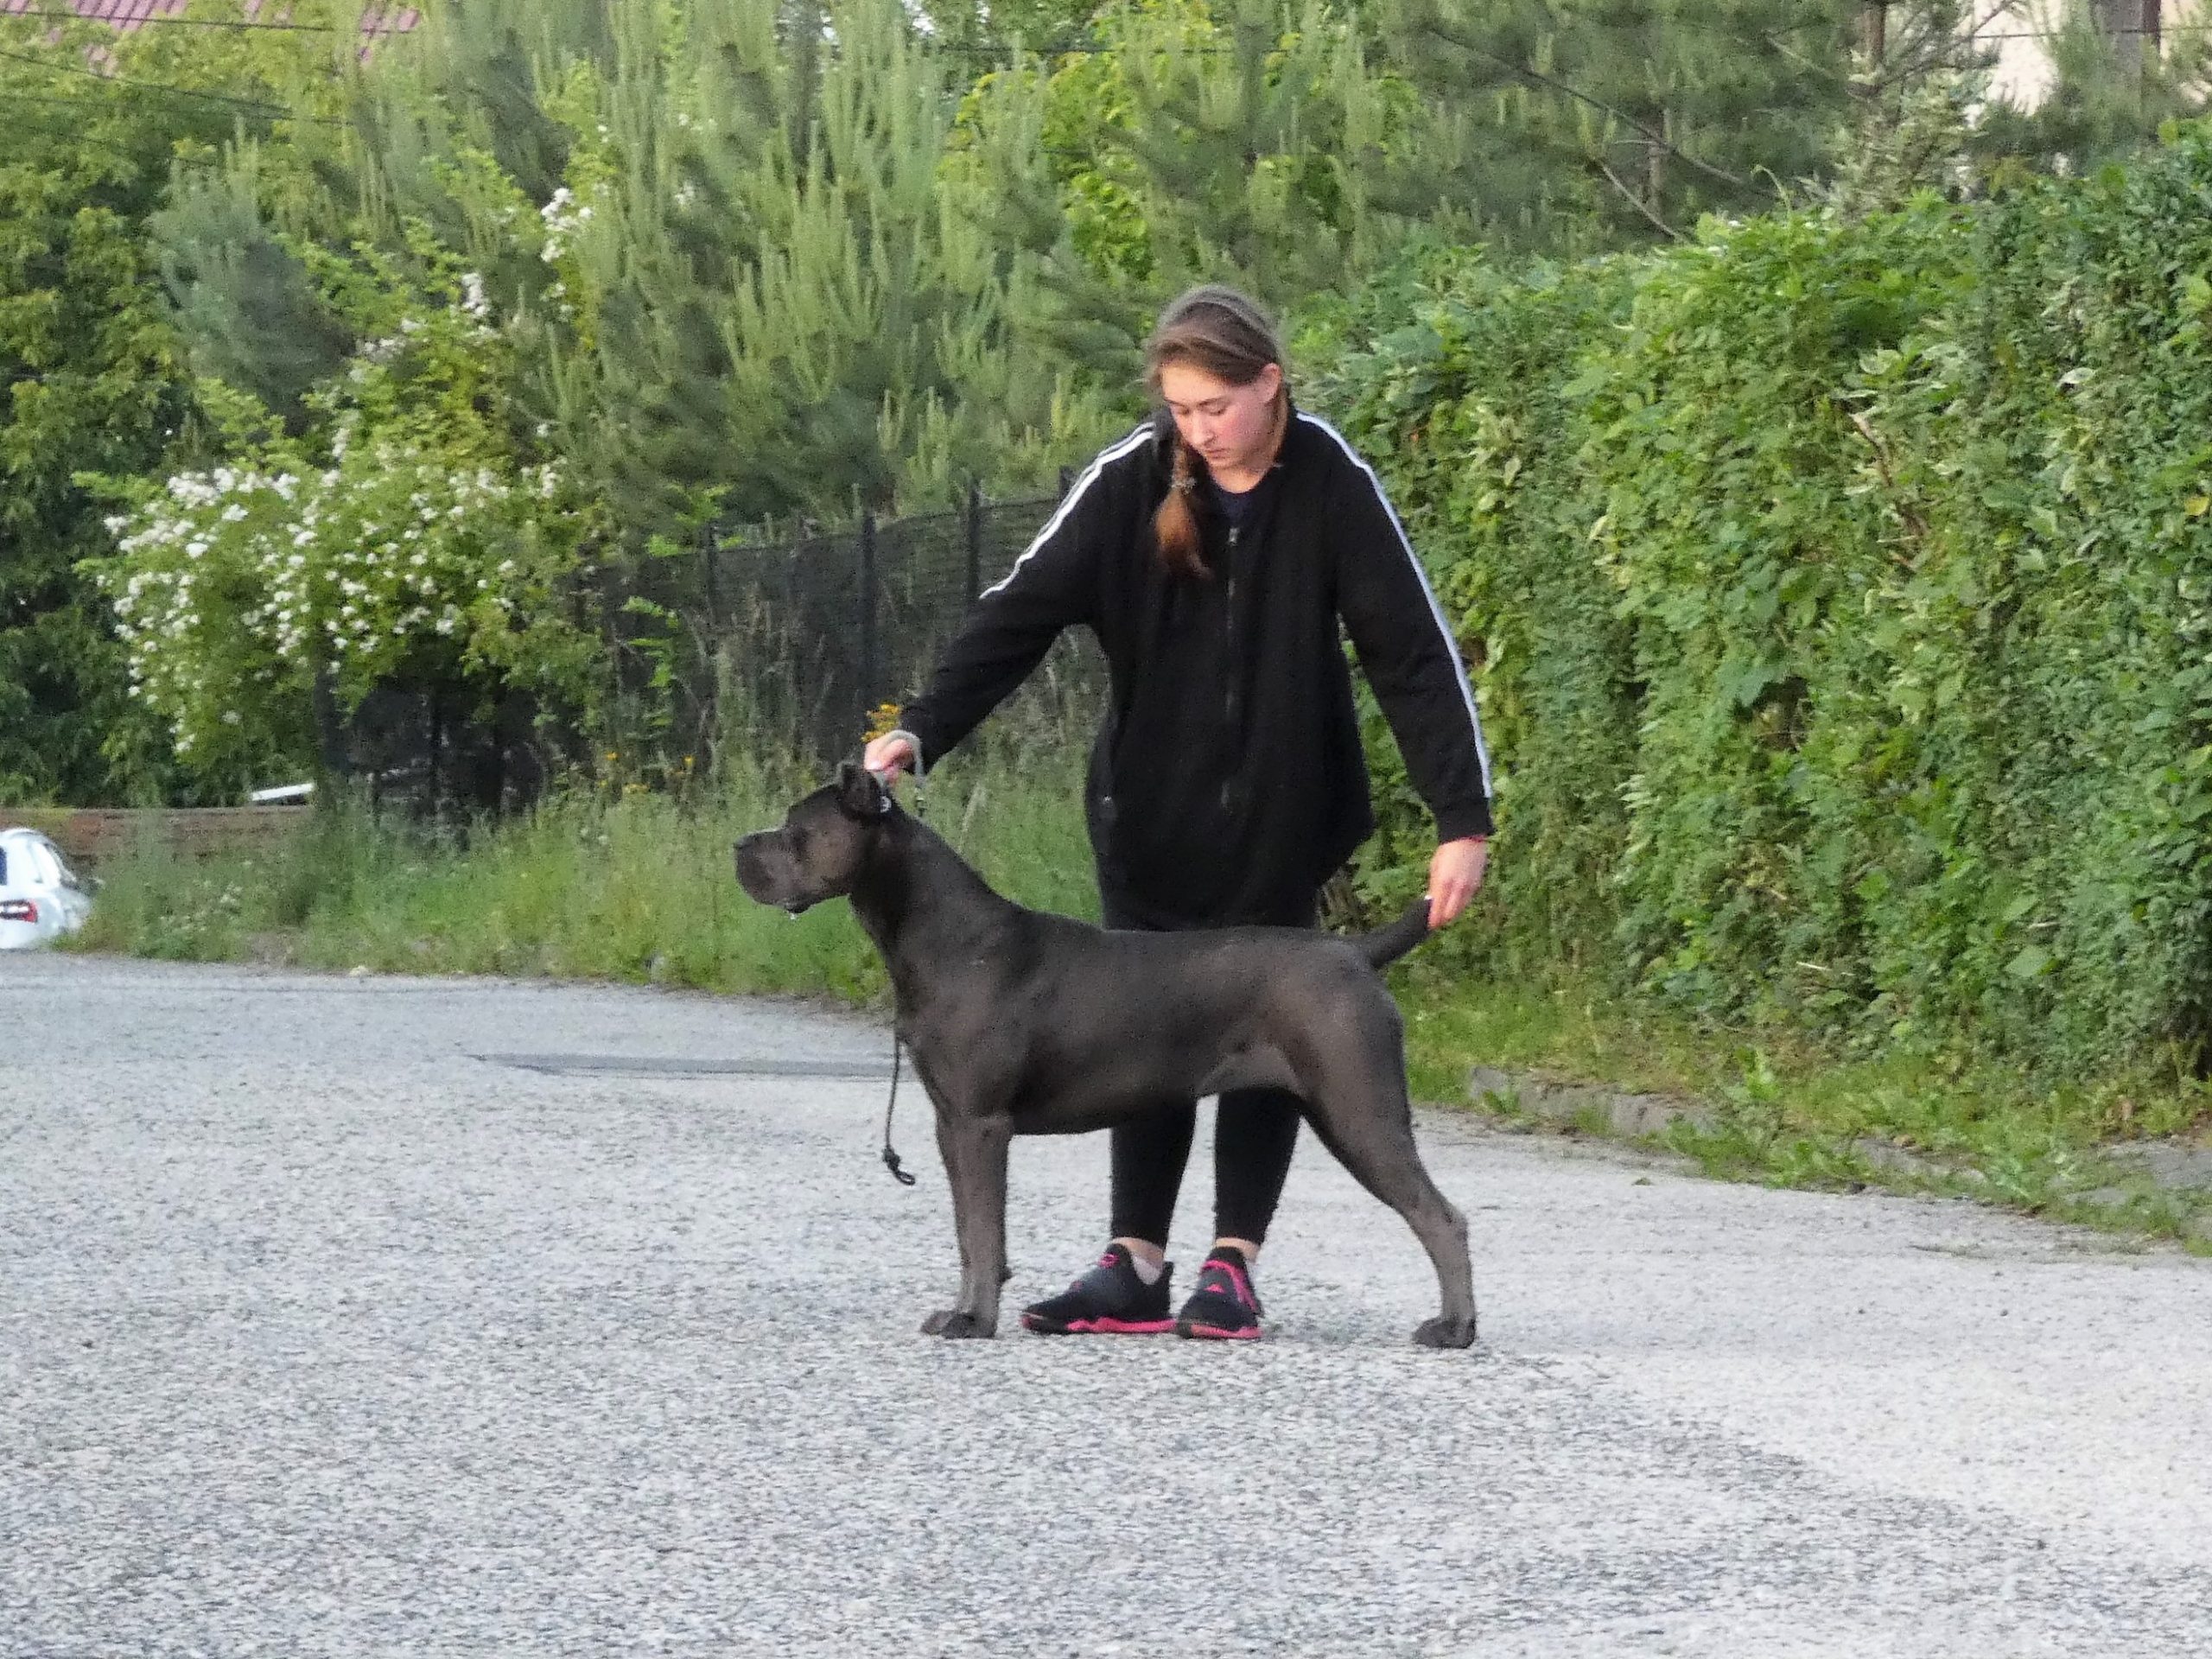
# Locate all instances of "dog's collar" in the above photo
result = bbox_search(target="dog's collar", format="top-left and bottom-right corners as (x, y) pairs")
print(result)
(879, 728), (926, 814)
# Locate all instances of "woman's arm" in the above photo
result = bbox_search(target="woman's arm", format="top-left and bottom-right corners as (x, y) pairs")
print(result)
(1312, 418), (1494, 922)
(885, 426), (1150, 772)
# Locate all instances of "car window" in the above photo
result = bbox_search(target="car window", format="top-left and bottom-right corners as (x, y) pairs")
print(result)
(39, 838), (81, 889)
(0, 845), (8, 887)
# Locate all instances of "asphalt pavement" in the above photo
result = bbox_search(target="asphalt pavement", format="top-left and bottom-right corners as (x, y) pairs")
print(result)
(4, 951), (2210, 1657)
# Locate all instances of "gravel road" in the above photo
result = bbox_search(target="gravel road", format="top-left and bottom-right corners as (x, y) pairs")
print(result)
(5, 952), (2210, 1657)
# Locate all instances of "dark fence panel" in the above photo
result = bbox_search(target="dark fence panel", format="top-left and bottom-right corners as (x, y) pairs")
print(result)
(276, 490), (1101, 815)
(605, 486), (1107, 772)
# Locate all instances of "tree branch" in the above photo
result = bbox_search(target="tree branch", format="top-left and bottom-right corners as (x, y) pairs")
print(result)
(1595, 156), (1685, 240)
(1836, 2), (2026, 97)
(1414, 17), (1753, 192)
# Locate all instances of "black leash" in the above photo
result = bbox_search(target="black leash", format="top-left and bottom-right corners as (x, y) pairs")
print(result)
(880, 1037), (917, 1186)
(874, 731), (927, 1186)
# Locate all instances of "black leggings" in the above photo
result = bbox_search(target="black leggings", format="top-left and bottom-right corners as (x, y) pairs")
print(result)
(1101, 892), (1313, 1249)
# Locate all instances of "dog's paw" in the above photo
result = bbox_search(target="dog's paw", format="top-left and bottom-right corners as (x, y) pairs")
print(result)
(921, 1309), (995, 1339)
(1412, 1314), (1478, 1351)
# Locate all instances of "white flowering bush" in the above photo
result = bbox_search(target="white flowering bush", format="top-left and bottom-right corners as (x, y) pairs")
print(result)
(88, 228), (600, 788)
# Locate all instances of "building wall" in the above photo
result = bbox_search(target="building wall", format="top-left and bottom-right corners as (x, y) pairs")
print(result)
(1980, 1), (2203, 107)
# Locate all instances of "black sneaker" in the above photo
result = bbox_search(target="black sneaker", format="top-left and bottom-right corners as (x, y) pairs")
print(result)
(1020, 1243), (1175, 1335)
(1174, 1246), (1264, 1341)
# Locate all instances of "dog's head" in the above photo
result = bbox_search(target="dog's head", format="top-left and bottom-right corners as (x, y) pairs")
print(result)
(733, 762), (898, 913)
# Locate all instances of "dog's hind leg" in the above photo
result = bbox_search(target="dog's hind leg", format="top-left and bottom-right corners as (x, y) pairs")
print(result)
(1300, 1040), (1478, 1350)
(923, 1109), (1010, 1339)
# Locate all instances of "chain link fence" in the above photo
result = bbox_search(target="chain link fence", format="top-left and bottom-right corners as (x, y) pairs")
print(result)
(603, 474), (1107, 771)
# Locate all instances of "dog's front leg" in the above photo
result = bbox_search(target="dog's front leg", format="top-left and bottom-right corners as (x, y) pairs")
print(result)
(922, 1109), (1010, 1339)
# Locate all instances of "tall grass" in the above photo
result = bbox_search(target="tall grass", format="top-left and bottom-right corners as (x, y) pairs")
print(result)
(68, 738), (1096, 1001)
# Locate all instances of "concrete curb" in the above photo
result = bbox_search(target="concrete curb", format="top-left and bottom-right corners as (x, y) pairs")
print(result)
(1464, 1064), (2212, 1243)
(1465, 1065), (1710, 1141)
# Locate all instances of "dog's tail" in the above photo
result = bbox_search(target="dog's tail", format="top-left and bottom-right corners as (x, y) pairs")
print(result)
(1356, 898), (1433, 969)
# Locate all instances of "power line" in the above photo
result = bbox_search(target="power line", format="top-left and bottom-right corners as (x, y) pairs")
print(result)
(0, 86), (210, 108)
(0, 87), (227, 162)
(0, 85), (252, 130)
(0, 7), (343, 29)
(1970, 28), (2212, 41)
(929, 41), (1231, 56)
(0, 41), (340, 121)
(1, 15), (2196, 137)
(2, 7), (2201, 48)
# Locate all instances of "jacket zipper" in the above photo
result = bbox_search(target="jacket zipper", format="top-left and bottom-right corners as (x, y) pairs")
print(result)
(1223, 526), (1240, 812)
(1224, 525), (1238, 721)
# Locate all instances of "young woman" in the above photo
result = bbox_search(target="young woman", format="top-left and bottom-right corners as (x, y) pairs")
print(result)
(863, 284), (1491, 1340)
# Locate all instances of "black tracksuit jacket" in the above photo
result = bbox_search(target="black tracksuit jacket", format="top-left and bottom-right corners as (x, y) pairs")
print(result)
(899, 408), (1493, 928)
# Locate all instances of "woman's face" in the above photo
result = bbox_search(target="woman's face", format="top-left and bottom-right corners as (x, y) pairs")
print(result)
(1158, 359), (1284, 478)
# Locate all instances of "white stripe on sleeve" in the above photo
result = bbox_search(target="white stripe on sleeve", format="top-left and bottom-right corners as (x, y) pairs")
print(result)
(1299, 412), (1493, 798)
(981, 423), (1157, 600)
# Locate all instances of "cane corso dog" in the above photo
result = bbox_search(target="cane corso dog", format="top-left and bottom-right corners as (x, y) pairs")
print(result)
(734, 764), (1478, 1348)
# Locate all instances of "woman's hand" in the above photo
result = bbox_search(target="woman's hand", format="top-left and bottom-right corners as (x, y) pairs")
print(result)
(1427, 837), (1489, 929)
(863, 731), (918, 778)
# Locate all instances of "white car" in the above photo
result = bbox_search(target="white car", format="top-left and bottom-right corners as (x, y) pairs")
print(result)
(0, 827), (95, 949)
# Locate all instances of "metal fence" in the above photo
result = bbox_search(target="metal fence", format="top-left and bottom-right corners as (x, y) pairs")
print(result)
(606, 476), (1106, 769)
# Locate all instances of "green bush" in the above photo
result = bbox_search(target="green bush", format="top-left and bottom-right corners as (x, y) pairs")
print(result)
(1314, 126), (2212, 1082)
(1307, 248), (1640, 976)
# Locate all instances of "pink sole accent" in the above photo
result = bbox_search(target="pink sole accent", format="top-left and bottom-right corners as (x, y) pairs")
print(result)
(1020, 1313), (1174, 1336)
(1176, 1321), (1262, 1342)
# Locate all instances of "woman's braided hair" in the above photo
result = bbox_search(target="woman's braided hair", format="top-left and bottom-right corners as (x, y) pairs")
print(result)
(1144, 284), (1288, 580)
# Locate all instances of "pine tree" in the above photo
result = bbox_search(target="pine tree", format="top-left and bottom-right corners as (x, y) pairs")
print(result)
(1816, 3), (1995, 217)
(1375, 0), (1867, 248)
(948, 0), (1458, 393)
(149, 149), (352, 432)
(232, 0), (1123, 533)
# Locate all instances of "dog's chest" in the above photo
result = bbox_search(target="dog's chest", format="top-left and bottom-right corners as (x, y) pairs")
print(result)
(893, 976), (1012, 1090)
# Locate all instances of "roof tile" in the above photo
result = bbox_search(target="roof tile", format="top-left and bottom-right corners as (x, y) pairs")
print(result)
(0, 1), (415, 37)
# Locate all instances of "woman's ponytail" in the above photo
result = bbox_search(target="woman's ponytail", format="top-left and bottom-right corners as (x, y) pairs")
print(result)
(1154, 430), (1209, 581)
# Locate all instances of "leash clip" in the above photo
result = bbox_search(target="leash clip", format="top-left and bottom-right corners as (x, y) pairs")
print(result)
(877, 728), (928, 821)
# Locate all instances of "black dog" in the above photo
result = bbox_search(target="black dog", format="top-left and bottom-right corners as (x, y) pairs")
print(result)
(734, 764), (1478, 1347)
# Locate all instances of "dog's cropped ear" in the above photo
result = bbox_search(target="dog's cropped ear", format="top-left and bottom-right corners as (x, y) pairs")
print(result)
(836, 760), (893, 819)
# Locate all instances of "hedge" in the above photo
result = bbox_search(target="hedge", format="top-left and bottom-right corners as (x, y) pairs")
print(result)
(1314, 124), (2212, 1081)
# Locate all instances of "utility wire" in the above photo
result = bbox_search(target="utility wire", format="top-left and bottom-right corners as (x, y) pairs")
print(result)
(1971, 25), (2210, 40)
(0, 7), (345, 29)
(2, 6), (2202, 44)
(0, 87), (226, 161)
(0, 86), (214, 108)
(6, 10), (2198, 49)
(0, 12), (2195, 145)
(0, 41), (341, 121)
